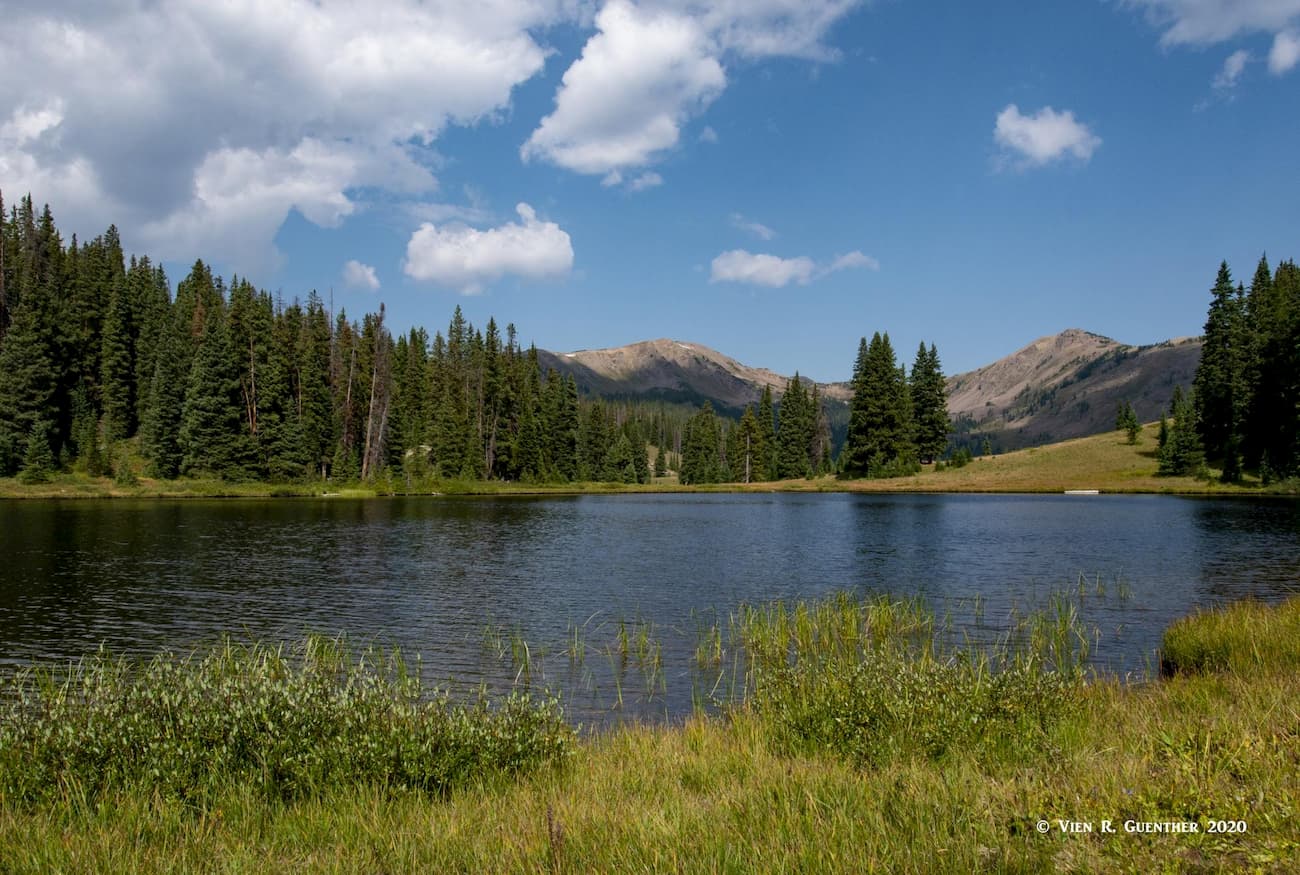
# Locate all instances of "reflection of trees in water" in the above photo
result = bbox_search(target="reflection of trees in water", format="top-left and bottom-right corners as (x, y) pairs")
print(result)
(1192, 500), (1300, 602)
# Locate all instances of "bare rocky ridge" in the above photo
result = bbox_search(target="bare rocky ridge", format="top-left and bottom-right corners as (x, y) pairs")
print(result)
(536, 339), (850, 414)
(945, 329), (1202, 450)
(537, 329), (1201, 451)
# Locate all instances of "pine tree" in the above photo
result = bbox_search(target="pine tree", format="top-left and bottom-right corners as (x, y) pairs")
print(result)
(1158, 386), (1204, 476)
(142, 310), (188, 478)
(17, 417), (56, 483)
(654, 443), (667, 479)
(680, 402), (722, 485)
(0, 295), (57, 475)
(910, 342), (948, 464)
(298, 293), (334, 478)
(728, 405), (763, 483)
(179, 312), (257, 479)
(99, 277), (134, 441)
(757, 384), (777, 481)
(1193, 262), (1246, 477)
(776, 375), (812, 479)
(841, 332), (914, 477)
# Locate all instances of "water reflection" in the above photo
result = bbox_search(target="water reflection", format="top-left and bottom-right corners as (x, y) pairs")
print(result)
(0, 493), (1297, 724)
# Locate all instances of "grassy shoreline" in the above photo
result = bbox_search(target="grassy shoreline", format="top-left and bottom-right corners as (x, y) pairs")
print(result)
(2, 424), (1293, 499)
(0, 596), (1296, 872)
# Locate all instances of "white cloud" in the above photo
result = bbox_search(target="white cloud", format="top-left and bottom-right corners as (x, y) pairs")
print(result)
(826, 250), (879, 273)
(698, 125), (719, 143)
(711, 250), (815, 287)
(523, 0), (861, 180)
(523, 0), (726, 176)
(628, 171), (664, 191)
(0, 0), (567, 272)
(343, 260), (381, 292)
(1212, 49), (1251, 93)
(1126, 0), (1300, 45)
(993, 104), (1101, 168)
(710, 246), (877, 287)
(1270, 30), (1300, 73)
(730, 213), (777, 240)
(403, 202), (574, 294)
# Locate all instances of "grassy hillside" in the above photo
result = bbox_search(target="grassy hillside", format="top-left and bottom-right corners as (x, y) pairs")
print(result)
(760, 422), (1269, 494)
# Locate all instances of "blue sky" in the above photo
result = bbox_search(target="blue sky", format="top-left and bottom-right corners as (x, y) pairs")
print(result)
(2, 1), (1298, 380)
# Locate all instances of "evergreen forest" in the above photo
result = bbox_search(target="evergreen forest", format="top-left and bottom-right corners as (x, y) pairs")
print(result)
(1159, 255), (1300, 482)
(0, 193), (902, 488)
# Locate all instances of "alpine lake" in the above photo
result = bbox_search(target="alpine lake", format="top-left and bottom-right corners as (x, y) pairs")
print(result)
(2, 492), (1297, 727)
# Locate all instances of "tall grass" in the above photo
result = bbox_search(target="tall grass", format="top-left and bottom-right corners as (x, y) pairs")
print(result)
(732, 592), (1084, 765)
(1161, 596), (1300, 675)
(0, 637), (573, 806)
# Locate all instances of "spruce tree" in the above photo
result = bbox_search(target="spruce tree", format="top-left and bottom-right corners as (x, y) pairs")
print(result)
(757, 384), (777, 481)
(910, 342), (948, 464)
(179, 312), (257, 479)
(1193, 262), (1246, 476)
(143, 311), (188, 478)
(776, 375), (812, 479)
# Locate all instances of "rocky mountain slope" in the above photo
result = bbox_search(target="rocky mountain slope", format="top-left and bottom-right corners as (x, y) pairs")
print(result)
(537, 329), (1201, 452)
(536, 339), (850, 414)
(946, 329), (1201, 451)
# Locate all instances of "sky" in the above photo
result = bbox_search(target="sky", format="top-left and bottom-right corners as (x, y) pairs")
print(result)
(2, 0), (1298, 381)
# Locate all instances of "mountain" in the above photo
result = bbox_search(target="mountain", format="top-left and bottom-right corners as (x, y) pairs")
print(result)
(536, 339), (851, 415)
(536, 329), (1201, 453)
(945, 329), (1202, 452)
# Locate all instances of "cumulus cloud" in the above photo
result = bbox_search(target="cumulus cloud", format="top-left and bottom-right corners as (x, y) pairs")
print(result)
(523, 0), (861, 180)
(710, 247), (876, 287)
(1271, 30), (1300, 73)
(0, 0), (566, 271)
(343, 260), (381, 292)
(403, 202), (574, 294)
(1126, 0), (1300, 46)
(711, 250), (815, 287)
(523, 1), (726, 176)
(730, 213), (777, 240)
(993, 104), (1101, 168)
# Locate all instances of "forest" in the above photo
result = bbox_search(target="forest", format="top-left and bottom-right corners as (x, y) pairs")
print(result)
(0, 193), (895, 487)
(1157, 255), (1300, 482)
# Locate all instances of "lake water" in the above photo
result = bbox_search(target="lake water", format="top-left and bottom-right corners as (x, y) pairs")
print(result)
(1, 493), (1297, 725)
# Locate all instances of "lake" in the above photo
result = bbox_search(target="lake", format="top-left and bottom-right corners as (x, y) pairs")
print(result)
(1, 493), (1297, 725)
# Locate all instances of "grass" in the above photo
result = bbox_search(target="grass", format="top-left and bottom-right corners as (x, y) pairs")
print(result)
(2, 422), (1285, 499)
(1, 595), (1297, 871)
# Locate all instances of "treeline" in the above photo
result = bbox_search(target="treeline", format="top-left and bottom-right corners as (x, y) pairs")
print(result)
(675, 332), (951, 483)
(0, 193), (695, 485)
(676, 377), (834, 485)
(1162, 256), (1300, 481)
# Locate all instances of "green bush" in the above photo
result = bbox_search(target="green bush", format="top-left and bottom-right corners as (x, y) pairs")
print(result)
(0, 638), (573, 805)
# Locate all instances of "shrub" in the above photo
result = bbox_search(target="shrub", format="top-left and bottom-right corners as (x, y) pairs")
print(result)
(0, 638), (573, 805)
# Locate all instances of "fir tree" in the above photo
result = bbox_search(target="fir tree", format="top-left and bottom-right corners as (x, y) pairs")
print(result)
(179, 313), (257, 479)
(910, 342), (949, 464)
(757, 384), (777, 481)
(1158, 386), (1204, 476)
(17, 418), (56, 483)
(1192, 262), (1246, 477)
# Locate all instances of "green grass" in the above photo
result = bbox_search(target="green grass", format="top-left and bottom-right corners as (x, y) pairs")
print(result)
(1161, 597), (1300, 676)
(1, 595), (1297, 871)
(4, 422), (1286, 499)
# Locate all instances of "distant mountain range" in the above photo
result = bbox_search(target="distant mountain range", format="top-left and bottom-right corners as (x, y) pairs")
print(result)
(538, 329), (1201, 451)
